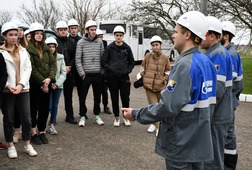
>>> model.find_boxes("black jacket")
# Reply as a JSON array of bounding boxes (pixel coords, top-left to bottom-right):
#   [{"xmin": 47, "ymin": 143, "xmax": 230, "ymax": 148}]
[
  {"xmin": 0, "ymin": 53, "xmax": 7, "ymax": 108},
  {"xmin": 102, "ymin": 41, "xmax": 135, "ymax": 77},
  {"xmin": 56, "ymin": 36, "xmax": 76, "ymax": 68}
]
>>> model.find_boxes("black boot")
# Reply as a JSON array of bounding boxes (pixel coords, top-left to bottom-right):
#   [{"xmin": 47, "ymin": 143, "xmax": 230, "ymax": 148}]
[
  {"xmin": 65, "ymin": 116, "xmax": 77, "ymax": 124},
  {"xmin": 224, "ymin": 153, "xmax": 238, "ymax": 170}
]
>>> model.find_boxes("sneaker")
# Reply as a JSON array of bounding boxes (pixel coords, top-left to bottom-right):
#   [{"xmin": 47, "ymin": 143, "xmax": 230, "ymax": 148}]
[
  {"xmin": 147, "ymin": 124, "xmax": 156, "ymax": 133},
  {"xmin": 95, "ymin": 116, "xmax": 104, "ymax": 125},
  {"xmin": 113, "ymin": 118, "xmax": 120, "ymax": 127},
  {"xmin": 39, "ymin": 133, "xmax": 48, "ymax": 144},
  {"xmin": 31, "ymin": 134, "xmax": 42, "ymax": 145},
  {"xmin": 13, "ymin": 131, "xmax": 21, "ymax": 144},
  {"xmin": 123, "ymin": 118, "xmax": 131, "ymax": 127},
  {"xmin": 24, "ymin": 144, "xmax": 37, "ymax": 157},
  {"xmin": 0, "ymin": 142, "xmax": 7, "ymax": 150},
  {"xmin": 46, "ymin": 124, "xmax": 58, "ymax": 135},
  {"xmin": 79, "ymin": 117, "xmax": 85, "ymax": 127},
  {"xmin": 104, "ymin": 106, "xmax": 112, "ymax": 114},
  {"xmin": 7, "ymin": 146, "xmax": 17, "ymax": 159}
]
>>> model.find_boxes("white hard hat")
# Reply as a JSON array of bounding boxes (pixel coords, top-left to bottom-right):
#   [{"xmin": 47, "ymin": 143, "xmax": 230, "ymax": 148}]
[
  {"xmin": 206, "ymin": 16, "xmax": 222, "ymax": 34},
  {"xmin": 11, "ymin": 20, "xmax": 26, "ymax": 28},
  {"xmin": 150, "ymin": 35, "xmax": 162, "ymax": 44},
  {"xmin": 29, "ymin": 23, "xmax": 44, "ymax": 32},
  {"xmin": 96, "ymin": 29, "xmax": 103, "ymax": 35},
  {"xmin": 113, "ymin": 25, "xmax": 125, "ymax": 34},
  {"xmin": 68, "ymin": 19, "xmax": 79, "ymax": 27},
  {"xmin": 45, "ymin": 37, "xmax": 58, "ymax": 47},
  {"xmin": 136, "ymin": 72, "xmax": 142, "ymax": 80},
  {"xmin": 176, "ymin": 11, "xmax": 208, "ymax": 40},
  {"xmin": 222, "ymin": 21, "xmax": 236, "ymax": 36},
  {"xmin": 56, "ymin": 21, "xmax": 68, "ymax": 29},
  {"xmin": 24, "ymin": 29, "xmax": 30, "ymax": 35},
  {"xmin": 1, "ymin": 22, "xmax": 18, "ymax": 35},
  {"xmin": 85, "ymin": 20, "xmax": 97, "ymax": 29}
]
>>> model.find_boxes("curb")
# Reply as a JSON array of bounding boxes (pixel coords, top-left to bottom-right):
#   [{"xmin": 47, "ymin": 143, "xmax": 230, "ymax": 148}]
[{"xmin": 239, "ymin": 94, "xmax": 252, "ymax": 103}]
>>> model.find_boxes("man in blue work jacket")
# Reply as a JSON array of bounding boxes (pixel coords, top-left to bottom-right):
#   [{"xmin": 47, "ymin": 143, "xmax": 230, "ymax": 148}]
[{"xmin": 123, "ymin": 11, "xmax": 217, "ymax": 170}]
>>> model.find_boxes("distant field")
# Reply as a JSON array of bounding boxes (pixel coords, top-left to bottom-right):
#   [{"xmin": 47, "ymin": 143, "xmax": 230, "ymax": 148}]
[{"xmin": 241, "ymin": 55, "xmax": 252, "ymax": 94}]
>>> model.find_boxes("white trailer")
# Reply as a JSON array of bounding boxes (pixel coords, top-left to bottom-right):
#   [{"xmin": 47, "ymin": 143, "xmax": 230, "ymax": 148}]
[{"xmin": 99, "ymin": 20, "xmax": 177, "ymax": 63}]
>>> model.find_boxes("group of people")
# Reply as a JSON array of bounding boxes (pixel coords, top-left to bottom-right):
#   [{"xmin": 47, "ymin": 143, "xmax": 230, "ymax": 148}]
[
  {"xmin": 123, "ymin": 11, "xmax": 243, "ymax": 170},
  {"xmin": 0, "ymin": 10, "xmax": 243, "ymax": 170},
  {"xmin": 0, "ymin": 18, "xmax": 136, "ymax": 159}
]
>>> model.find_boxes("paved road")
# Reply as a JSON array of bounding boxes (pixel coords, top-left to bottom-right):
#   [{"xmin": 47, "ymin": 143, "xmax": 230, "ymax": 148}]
[{"xmin": 0, "ymin": 65, "xmax": 251, "ymax": 170}]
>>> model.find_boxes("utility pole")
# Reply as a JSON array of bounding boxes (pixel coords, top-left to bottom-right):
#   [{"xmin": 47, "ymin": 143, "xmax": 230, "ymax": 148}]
[{"xmin": 200, "ymin": 0, "xmax": 207, "ymax": 15}]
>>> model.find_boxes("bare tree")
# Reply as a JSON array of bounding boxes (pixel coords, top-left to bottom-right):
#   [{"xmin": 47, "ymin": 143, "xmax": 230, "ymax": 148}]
[
  {"xmin": 128, "ymin": 0, "xmax": 201, "ymax": 42},
  {"xmin": 17, "ymin": 0, "xmax": 63, "ymax": 30},
  {"xmin": 0, "ymin": 10, "xmax": 13, "ymax": 25},
  {"xmin": 64, "ymin": 0, "xmax": 107, "ymax": 35}
]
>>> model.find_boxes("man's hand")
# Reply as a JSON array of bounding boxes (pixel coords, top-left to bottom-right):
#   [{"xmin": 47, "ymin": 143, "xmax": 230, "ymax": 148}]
[
  {"xmin": 66, "ymin": 66, "xmax": 72, "ymax": 73},
  {"xmin": 122, "ymin": 108, "xmax": 135, "ymax": 121}
]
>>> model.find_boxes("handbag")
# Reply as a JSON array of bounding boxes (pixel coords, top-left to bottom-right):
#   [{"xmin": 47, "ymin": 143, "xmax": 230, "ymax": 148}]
[{"xmin": 133, "ymin": 77, "xmax": 143, "ymax": 88}]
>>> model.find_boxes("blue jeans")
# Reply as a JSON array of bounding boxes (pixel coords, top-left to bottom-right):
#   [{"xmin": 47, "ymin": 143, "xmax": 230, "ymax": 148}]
[{"xmin": 49, "ymin": 89, "xmax": 62, "ymax": 124}]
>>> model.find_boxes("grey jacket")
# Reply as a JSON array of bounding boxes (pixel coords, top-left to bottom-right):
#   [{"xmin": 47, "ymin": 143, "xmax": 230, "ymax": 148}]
[
  {"xmin": 132, "ymin": 47, "xmax": 217, "ymax": 162},
  {"xmin": 75, "ymin": 35, "xmax": 104, "ymax": 77}
]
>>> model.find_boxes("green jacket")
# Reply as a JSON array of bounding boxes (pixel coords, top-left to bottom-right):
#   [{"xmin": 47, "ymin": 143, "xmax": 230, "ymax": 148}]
[{"xmin": 27, "ymin": 42, "xmax": 56, "ymax": 85}]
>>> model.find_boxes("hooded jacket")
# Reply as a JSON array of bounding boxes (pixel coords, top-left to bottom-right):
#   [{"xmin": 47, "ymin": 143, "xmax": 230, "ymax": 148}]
[
  {"xmin": 26, "ymin": 42, "xmax": 56, "ymax": 85},
  {"xmin": 102, "ymin": 41, "xmax": 135, "ymax": 77}
]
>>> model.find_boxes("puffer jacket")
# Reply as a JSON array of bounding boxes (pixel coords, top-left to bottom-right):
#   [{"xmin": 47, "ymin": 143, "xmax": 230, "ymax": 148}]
[
  {"xmin": 54, "ymin": 53, "xmax": 66, "ymax": 89},
  {"xmin": 141, "ymin": 51, "xmax": 171, "ymax": 92}
]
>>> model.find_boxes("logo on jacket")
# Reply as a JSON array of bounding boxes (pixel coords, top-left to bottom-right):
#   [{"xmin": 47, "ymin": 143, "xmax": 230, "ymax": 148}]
[
  {"xmin": 166, "ymin": 80, "xmax": 177, "ymax": 92},
  {"xmin": 202, "ymin": 80, "xmax": 213, "ymax": 94},
  {"xmin": 214, "ymin": 64, "xmax": 220, "ymax": 72}
]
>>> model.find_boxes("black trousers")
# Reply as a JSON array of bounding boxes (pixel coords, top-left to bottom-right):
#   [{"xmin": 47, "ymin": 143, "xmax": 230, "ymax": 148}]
[
  {"xmin": 101, "ymin": 75, "xmax": 109, "ymax": 108},
  {"xmin": 63, "ymin": 72, "xmax": 75, "ymax": 118},
  {"xmin": 2, "ymin": 92, "xmax": 31, "ymax": 142},
  {"xmin": 107, "ymin": 74, "xmax": 131, "ymax": 117},
  {"xmin": 30, "ymin": 83, "xmax": 50, "ymax": 132},
  {"xmin": 79, "ymin": 73, "xmax": 102, "ymax": 116}
]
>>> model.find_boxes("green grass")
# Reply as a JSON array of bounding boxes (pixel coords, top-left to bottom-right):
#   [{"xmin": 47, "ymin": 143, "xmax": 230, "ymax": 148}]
[{"xmin": 241, "ymin": 55, "xmax": 252, "ymax": 94}]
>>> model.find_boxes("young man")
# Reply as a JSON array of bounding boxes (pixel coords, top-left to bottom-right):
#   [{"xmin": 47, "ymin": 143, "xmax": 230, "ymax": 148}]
[
  {"xmin": 96, "ymin": 29, "xmax": 111, "ymax": 115},
  {"xmin": 75, "ymin": 20, "xmax": 104, "ymax": 127},
  {"xmin": 102, "ymin": 25, "xmax": 135, "ymax": 127},
  {"xmin": 200, "ymin": 16, "xmax": 233, "ymax": 170},
  {"xmin": 123, "ymin": 11, "xmax": 217, "ymax": 169},
  {"xmin": 55, "ymin": 21, "xmax": 77, "ymax": 124},
  {"xmin": 221, "ymin": 21, "xmax": 243, "ymax": 170}
]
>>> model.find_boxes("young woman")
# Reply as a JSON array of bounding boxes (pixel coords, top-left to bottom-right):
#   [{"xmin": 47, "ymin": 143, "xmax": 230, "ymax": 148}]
[
  {"xmin": 13, "ymin": 21, "xmax": 28, "ymax": 144},
  {"xmin": 26, "ymin": 23, "xmax": 56, "ymax": 145},
  {"xmin": 45, "ymin": 37, "xmax": 66, "ymax": 135},
  {"xmin": 0, "ymin": 22, "xmax": 37, "ymax": 158},
  {"xmin": 140, "ymin": 35, "xmax": 171, "ymax": 136}
]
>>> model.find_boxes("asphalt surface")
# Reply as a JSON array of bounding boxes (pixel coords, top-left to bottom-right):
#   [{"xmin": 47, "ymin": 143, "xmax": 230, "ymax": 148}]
[{"xmin": 0, "ymin": 65, "xmax": 251, "ymax": 170}]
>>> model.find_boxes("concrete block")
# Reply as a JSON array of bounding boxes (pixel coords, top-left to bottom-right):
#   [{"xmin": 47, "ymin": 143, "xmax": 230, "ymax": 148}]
[
  {"xmin": 239, "ymin": 94, "xmax": 246, "ymax": 102},
  {"xmin": 246, "ymin": 94, "xmax": 252, "ymax": 102}
]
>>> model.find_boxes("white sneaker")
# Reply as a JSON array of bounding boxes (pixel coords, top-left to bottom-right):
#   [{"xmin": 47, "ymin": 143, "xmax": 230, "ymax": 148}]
[
  {"xmin": 24, "ymin": 144, "xmax": 37, "ymax": 157},
  {"xmin": 147, "ymin": 124, "xmax": 156, "ymax": 133},
  {"xmin": 7, "ymin": 146, "xmax": 17, "ymax": 159},
  {"xmin": 123, "ymin": 118, "xmax": 131, "ymax": 127},
  {"xmin": 13, "ymin": 131, "xmax": 21, "ymax": 143},
  {"xmin": 79, "ymin": 117, "xmax": 85, "ymax": 127},
  {"xmin": 113, "ymin": 118, "xmax": 120, "ymax": 127},
  {"xmin": 46, "ymin": 124, "xmax": 58, "ymax": 135},
  {"xmin": 95, "ymin": 116, "xmax": 104, "ymax": 125}
]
